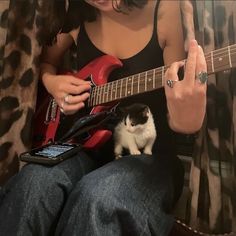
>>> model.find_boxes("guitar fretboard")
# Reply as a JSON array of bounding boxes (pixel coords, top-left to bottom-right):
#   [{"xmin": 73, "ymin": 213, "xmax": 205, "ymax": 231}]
[{"xmin": 87, "ymin": 44, "xmax": 236, "ymax": 107}]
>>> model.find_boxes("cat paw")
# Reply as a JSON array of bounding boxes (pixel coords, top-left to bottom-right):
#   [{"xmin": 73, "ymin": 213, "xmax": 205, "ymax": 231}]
[
  {"xmin": 130, "ymin": 149, "xmax": 141, "ymax": 155},
  {"xmin": 144, "ymin": 150, "xmax": 152, "ymax": 155},
  {"xmin": 115, "ymin": 155, "xmax": 122, "ymax": 160}
]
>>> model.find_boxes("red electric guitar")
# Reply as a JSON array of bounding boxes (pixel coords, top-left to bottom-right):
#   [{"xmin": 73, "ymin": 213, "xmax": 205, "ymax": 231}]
[{"xmin": 33, "ymin": 44, "xmax": 236, "ymax": 149}]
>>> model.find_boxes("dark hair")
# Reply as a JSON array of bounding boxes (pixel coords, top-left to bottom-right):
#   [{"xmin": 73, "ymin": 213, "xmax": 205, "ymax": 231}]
[{"xmin": 40, "ymin": 0, "xmax": 148, "ymax": 45}]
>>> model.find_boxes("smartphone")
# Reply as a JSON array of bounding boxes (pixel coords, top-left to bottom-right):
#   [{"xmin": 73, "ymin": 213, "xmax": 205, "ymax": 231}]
[{"xmin": 19, "ymin": 142, "xmax": 82, "ymax": 165}]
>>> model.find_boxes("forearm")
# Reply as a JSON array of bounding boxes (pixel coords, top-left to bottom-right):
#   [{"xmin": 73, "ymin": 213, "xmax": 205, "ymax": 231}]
[{"xmin": 40, "ymin": 62, "xmax": 58, "ymax": 95}]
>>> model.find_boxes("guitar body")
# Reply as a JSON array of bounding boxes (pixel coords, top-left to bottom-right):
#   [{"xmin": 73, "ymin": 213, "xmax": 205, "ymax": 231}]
[{"xmin": 33, "ymin": 55, "xmax": 123, "ymax": 149}]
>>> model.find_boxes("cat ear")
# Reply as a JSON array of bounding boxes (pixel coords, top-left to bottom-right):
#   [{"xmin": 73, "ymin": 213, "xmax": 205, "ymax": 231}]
[{"xmin": 142, "ymin": 106, "xmax": 150, "ymax": 117}]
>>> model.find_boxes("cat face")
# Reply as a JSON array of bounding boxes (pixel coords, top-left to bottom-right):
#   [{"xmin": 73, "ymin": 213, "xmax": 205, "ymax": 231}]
[
  {"xmin": 125, "ymin": 116, "xmax": 148, "ymax": 133},
  {"xmin": 123, "ymin": 103, "xmax": 150, "ymax": 133}
]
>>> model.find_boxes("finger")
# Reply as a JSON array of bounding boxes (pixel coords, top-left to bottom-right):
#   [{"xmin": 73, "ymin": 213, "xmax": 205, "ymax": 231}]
[
  {"xmin": 195, "ymin": 45, "xmax": 207, "ymax": 87},
  {"xmin": 184, "ymin": 39, "xmax": 198, "ymax": 86},
  {"xmin": 164, "ymin": 61, "xmax": 184, "ymax": 91},
  {"xmin": 62, "ymin": 102, "xmax": 86, "ymax": 115},
  {"xmin": 67, "ymin": 76, "xmax": 91, "ymax": 86},
  {"xmin": 64, "ymin": 84, "xmax": 91, "ymax": 95},
  {"xmin": 64, "ymin": 92, "xmax": 90, "ymax": 105}
]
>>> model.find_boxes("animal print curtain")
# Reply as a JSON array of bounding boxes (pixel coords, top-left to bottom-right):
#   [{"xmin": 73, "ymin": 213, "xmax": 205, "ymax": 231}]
[
  {"xmin": 0, "ymin": 0, "xmax": 44, "ymax": 184},
  {"xmin": 0, "ymin": 0, "xmax": 235, "ymax": 234},
  {"xmin": 177, "ymin": 0, "xmax": 236, "ymax": 234}
]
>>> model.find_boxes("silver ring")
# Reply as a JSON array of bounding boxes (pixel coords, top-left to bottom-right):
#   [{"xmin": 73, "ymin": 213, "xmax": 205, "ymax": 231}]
[
  {"xmin": 61, "ymin": 100, "xmax": 65, "ymax": 109},
  {"xmin": 166, "ymin": 79, "xmax": 178, "ymax": 88},
  {"xmin": 60, "ymin": 107, "xmax": 64, "ymax": 113},
  {"xmin": 64, "ymin": 94, "xmax": 70, "ymax": 103},
  {"xmin": 197, "ymin": 71, "xmax": 208, "ymax": 84}
]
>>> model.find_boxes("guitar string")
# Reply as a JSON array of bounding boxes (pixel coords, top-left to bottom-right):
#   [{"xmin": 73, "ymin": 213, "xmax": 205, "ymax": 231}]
[
  {"xmin": 89, "ymin": 50, "xmax": 236, "ymax": 106},
  {"xmin": 51, "ymin": 45, "xmax": 236, "ymax": 110},
  {"xmin": 90, "ymin": 46, "xmax": 236, "ymax": 94},
  {"xmin": 89, "ymin": 48, "xmax": 236, "ymax": 104}
]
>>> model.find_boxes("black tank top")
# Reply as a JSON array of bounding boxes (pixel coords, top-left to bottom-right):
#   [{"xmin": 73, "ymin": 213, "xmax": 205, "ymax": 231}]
[{"xmin": 76, "ymin": 1, "xmax": 177, "ymax": 157}]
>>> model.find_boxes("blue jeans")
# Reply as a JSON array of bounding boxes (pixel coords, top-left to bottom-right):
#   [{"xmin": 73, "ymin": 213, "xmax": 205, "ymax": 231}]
[{"xmin": 0, "ymin": 152, "xmax": 184, "ymax": 236}]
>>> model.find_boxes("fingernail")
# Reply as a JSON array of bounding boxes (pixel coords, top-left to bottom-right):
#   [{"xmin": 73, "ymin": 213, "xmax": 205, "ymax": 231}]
[{"xmin": 190, "ymin": 39, "xmax": 197, "ymax": 47}]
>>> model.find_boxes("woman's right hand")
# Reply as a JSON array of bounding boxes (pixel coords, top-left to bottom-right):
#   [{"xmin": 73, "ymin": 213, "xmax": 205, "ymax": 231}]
[{"xmin": 42, "ymin": 73, "xmax": 91, "ymax": 115}]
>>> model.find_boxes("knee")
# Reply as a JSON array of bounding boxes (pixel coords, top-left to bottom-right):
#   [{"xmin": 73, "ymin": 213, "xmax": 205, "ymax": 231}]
[
  {"xmin": 16, "ymin": 164, "xmax": 71, "ymax": 196},
  {"xmin": 77, "ymin": 172, "xmax": 120, "ymax": 206}
]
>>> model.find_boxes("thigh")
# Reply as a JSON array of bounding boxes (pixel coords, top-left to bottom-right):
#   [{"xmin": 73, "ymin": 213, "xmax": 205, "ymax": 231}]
[
  {"xmin": 0, "ymin": 151, "xmax": 98, "ymax": 236},
  {"xmin": 1, "ymin": 150, "xmax": 97, "ymax": 192},
  {"xmin": 57, "ymin": 154, "xmax": 184, "ymax": 236},
  {"xmin": 83, "ymin": 154, "xmax": 183, "ymax": 210}
]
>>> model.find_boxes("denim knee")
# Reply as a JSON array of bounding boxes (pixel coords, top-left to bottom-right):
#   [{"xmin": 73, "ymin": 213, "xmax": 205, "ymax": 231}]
[
  {"xmin": 56, "ymin": 158, "xmax": 176, "ymax": 236},
  {"xmin": 17, "ymin": 164, "xmax": 73, "ymax": 196}
]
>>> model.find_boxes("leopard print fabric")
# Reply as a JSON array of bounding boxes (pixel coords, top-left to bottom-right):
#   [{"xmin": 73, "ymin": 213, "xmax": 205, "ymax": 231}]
[
  {"xmin": 175, "ymin": 1, "xmax": 236, "ymax": 234},
  {"xmin": 0, "ymin": 0, "xmax": 47, "ymax": 185},
  {"xmin": 0, "ymin": 0, "xmax": 236, "ymax": 235}
]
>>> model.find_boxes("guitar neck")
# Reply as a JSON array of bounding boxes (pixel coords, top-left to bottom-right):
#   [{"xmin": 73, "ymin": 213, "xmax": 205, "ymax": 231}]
[{"xmin": 88, "ymin": 44, "xmax": 236, "ymax": 107}]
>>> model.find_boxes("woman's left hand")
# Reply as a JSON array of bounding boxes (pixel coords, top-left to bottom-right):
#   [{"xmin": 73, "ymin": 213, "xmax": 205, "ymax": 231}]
[{"xmin": 164, "ymin": 39, "xmax": 207, "ymax": 134}]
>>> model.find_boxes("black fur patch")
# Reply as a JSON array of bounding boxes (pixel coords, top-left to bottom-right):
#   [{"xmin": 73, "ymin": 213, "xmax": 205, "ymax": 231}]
[{"xmin": 121, "ymin": 103, "xmax": 149, "ymax": 126}]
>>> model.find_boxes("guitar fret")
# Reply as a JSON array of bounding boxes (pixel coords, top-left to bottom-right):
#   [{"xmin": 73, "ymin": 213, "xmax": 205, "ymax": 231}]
[
  {"xmin": 106, "ymin": 83, "xmax": 110, "ymax": 103},
  {"xmin": 131, "ymin": 75, "xmax": 134, "ymax": 95},
  {"xmin": 145, "ymin": 71, "xmax": 147, "ymax": 91},
  {"xmin": 95, "ymin": 87, "xmax": 99, "ymax": 106},
  {"xmin": 147, "ymin": 70, "xmax": 154, "ymax": 92},
  {"xmin": 115, "ymin": 80, "xmax": 118, "ymax": 99},
  {"xmin": 127, "ymin": 76, "xmax": 132, "ymax": 96},
  {"xmin": 228, "ymin": 46, "xmax": 232, "ymax": 68},
  {"xmin": 153, "ymin": 69, "xmax": 155, "ymax": 88},
  {"xmin": 105, "ymin": 85, "xmax": 108, "ymax": 103},
  {"xmin": 125, "ymin": 77, "xmax": 128, "ymax": 96},
  {"xmin": 120, "ymin": 79, "xmax": 123, "ymax": 98},
  {"xmin": 161, "ymin": 66, "xmax": 165, "ymax": 86},
  {"xmin": 110, "ymin": 82, "xmax": 113, "ymax": 101},
  {"xmin": 211, "ymin": 51, "xmax": 215, "ymax": 73},
  {"xmin": 140, "ymin": 72, "xmax": 146, "ymax": 93},
  {"xmin": 102, "ymin": 85, "xmax": 105, "ymax": 103},
  {"xmin": 138, "ymin": 73, "xmax": 140, "ymax": 93},
  {"xmin": 99, "ymin": 86, "xmax": 104, "ymax": 103}
]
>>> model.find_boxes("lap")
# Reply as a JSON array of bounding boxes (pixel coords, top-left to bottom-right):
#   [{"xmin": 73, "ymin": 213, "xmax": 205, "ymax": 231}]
[
  {"xmin": 56, "ymin": 154, "xmax": 184, "ymax": 236},
  {"xmin": 78, "ymin": 154, "xmax": 183, "ymax": 207}
]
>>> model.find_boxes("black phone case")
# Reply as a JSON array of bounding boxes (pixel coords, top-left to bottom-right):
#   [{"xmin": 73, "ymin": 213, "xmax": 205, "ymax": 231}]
[{"xmin": 19, "ymin": 143, "xmax": 82, "ymax": 165}]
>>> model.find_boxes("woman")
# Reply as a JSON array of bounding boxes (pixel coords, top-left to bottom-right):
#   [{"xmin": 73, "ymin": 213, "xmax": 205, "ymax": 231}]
[{"xmin": 0, "ymin": 0, "xmax": 207, "ymax": 235}]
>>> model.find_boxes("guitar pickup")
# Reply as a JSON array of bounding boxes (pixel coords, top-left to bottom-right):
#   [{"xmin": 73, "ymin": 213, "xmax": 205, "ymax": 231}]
[{"xmin": 45, "ymin": 98, "xmax": 58, "ymax": 123}]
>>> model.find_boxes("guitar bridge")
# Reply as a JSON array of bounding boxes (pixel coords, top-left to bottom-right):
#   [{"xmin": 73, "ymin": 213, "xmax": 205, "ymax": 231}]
[{"xmin": 45, "ymin": 98, "xmax": 58, "ymax": 124}]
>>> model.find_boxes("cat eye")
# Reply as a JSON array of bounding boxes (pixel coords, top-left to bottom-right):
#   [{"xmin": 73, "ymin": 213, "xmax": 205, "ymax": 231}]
[{"xmin": 131, "ymin": 122, "xmax": 135, "ymax": 126}]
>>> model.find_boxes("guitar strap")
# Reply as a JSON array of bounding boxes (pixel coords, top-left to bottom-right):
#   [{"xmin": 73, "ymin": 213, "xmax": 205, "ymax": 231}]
[{"xmin": 58, "ymin": 110, "xmax": 115, "ymax": 143}]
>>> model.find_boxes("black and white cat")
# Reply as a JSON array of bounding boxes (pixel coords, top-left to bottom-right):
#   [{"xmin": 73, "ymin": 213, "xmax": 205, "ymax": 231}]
[{"xmin": 114, "ymin": 103, "xmax": 156, "ymax": 159}]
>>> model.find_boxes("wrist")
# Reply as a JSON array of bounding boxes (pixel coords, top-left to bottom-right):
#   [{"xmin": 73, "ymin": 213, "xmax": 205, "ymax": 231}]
[{"xmin": 41, "ymin": 72, "xmax": 55, "ymax": 94}]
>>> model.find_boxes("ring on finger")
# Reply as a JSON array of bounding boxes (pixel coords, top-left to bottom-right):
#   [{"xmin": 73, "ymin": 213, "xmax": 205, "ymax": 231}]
[
  {"xmin": 196, "ymin": 71, "xmax": 208, "ymax": 84},
  {"xmin": 60, "ymin": 107, "xmax": 64, "ymax": 113},
  {"xmin": 166, "ymin": 79, "xmax": 178, "ymax": 88},
  {"xmin": 64, "ymin": 94, "xmax": 70, "ymax": 104}
]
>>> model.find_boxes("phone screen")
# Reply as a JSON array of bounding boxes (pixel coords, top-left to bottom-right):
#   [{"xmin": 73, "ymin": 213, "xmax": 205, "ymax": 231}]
[{"xmin": 32, "ymin": 144, "xmax": 75, "ymax": 158}]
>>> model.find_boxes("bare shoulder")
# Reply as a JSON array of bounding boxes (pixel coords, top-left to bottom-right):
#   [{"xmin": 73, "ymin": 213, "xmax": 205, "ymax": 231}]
[
  {"xmin": 157, "ymin": 0, "xmax": 185, "ymax": 64},
  {"xmin": 158, "ymin": 0, "xmax": 182, "ymax": 41}
]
